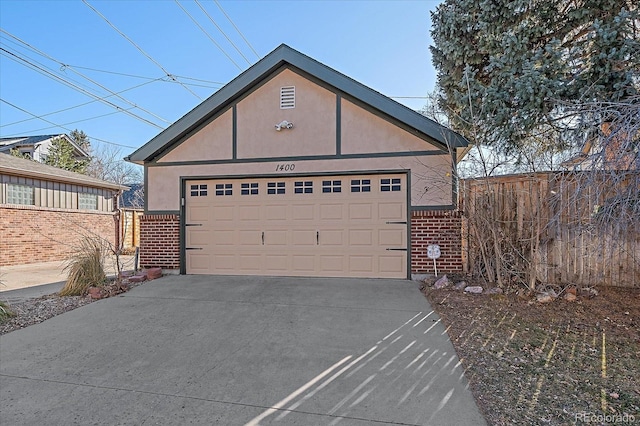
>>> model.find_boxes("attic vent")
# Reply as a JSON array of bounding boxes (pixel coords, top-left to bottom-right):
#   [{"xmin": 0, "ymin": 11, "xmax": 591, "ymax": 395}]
[{"xmin": 280, "ymin": 86, "xmax": 295, "ymax": 109}]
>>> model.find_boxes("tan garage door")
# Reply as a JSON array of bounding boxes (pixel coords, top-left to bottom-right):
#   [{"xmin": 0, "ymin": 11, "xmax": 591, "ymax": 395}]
[{"xmin": 185, "ymin": 174, "xmax": 407, "ymax": 278}]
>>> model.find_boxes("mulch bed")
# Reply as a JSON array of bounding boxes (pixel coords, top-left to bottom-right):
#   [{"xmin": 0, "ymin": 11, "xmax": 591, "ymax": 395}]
[{"xmin": 422, "ymin": 276, "xmax": 640, "ymax": 425}]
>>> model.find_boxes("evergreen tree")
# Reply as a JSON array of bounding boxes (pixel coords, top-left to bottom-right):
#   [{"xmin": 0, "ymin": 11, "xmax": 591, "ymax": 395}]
[
  {"xmin": 430, "ymin": 0, "xmax": 639, "ymax": 152},
  {"xmin": 43, "ymin": 136, "xmax": 89, "ymax": 173}
]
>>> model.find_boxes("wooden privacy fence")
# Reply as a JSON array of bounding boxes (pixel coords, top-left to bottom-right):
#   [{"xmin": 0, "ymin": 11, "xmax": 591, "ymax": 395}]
[
  {"xmin": 120, "ymin": 209, "xmax": 142, "ymax": 251},
  {"xmin": 460, "ymin": 171, "xmax": 639, "ymax": 288}
]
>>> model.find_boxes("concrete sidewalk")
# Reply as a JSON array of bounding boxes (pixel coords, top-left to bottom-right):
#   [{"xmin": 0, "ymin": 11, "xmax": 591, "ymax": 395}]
[
  {"xmin": 0, "ymin": 255, "xmax": 136, "ymax": 297},
  {"xmin": 0, "ymin": 275, "xmax": 487, "ymax": 425}
]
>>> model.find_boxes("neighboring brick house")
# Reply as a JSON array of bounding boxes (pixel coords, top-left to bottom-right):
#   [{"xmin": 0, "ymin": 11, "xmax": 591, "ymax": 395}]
[
  {"xmin": 126, "ymin": 44, "xmax": 469, "ymax": 279},
  {"xmin": 0, "ymin": 154, "xmax": 125, "ymax": 266}
]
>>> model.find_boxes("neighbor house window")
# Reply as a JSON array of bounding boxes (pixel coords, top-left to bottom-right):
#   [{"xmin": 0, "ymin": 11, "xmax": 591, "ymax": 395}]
[
  {"xmin": 280, "ymin": 86, "xmax": 295, "ymax": 109},
  {"xmin": 79, "ymin": 193, "xmax": 98, "ymax": 210},
  {"xmin": 7, "ymin": 183, "xmax": 34, "ymax": 205}
]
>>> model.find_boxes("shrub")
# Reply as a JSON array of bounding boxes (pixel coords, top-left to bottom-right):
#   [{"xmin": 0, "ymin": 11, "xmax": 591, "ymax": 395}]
[
  {"xmin": 59, "ymin": 237, "xmax": 106, "ymax": 296},
  {"xmin": 0, "ymin": 301, "xmax": 15, "ymax": 323}
]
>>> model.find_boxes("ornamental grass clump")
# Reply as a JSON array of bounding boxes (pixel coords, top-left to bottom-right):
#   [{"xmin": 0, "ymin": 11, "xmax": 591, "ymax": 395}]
[
  {"xmin": 59, "ymin": 237, "xmax": 106, "ymax": 296},
  {"xmin": 0, "ymin": 301, "xmax": 15, "ymax": 323}
]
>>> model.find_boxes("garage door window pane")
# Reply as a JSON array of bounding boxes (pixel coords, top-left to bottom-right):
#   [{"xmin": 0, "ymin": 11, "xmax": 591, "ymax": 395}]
[
  {"xmin": 190, "ymin": 184, "xmax": 208, "ymax": 196},
  {"xmin": 381, "ymin": 178, "xmax": 401, "ymax": 192},
  {"xmin": 241, "ymin": 182, "xmax": 258, "ymax": 195},
  {"xmin": 294, "ymin": 181, "xmax": 313, "ymax": 194},
  {"xmin": 267, "ymin": 182, "xmax": 285, "ymax": 195},
  {"xmin": 215, "ymin": 183, "xmax": 232, "ymax": 196},
  {"xmin": 350, "ymin": 179, "xmax": 371, "ymax": 193},
  {"xmin": 322, "ymin": 180, "xmax": 341, "ymax": 193}
]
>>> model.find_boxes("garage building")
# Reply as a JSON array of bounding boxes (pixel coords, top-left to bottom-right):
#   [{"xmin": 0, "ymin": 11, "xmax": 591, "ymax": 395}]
[{"xmin": 126, "ymin": 44, "xmax": 468, "ymax": 279}]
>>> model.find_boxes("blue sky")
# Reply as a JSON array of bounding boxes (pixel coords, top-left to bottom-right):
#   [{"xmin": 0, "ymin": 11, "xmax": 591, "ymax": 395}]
[{"xmin": 0, "ymin": 0, "xmax": 442, "ymax": 154}]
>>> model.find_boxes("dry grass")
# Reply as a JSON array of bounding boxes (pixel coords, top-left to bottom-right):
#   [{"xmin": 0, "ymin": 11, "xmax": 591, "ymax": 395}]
[
  {"xmin": 0, "ymin": 300, "xmax": 15, "ymax": 323},
  {"xmin": 59, "ymin": 237, "xmax": 107, "ymax": 296},
  {"xmin": 423, "ymin": 282, "xmax": 640, "ymax": 425}
]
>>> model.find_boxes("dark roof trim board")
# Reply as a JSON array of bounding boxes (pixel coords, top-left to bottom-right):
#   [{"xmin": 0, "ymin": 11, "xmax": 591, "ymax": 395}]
[
  {"xmin": 0, "ymin": 153, "xmax": 127, "ymax": 191},
  {"xmin": 127, "ymin": 44, "xmax": 468, "ymax": 164}
]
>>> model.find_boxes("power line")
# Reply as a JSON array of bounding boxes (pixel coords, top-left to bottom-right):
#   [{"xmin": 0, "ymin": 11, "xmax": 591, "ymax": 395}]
[
  {"xmin": 3, "ymin": 108, "xmax": 136, "ymax": 136},
  {"xmin": 0, "ymin": 78, "xmax": 163, "ymax": 129},
  {"xmin": 194, "ymin": 0, "xmax": 252, "ymax": 66},
  {"xmin": 1, "ymin": 29, "xmax": 171, "ymax": 125},
  {"xmin": 0, "ymin": 99, "xmax": 138, "ymax": 149},
  {"xmin": 1, "ymin": 47, "xmax": 165, "ymax": 129},
  {"xmin": 68, "ymin": 65, "xmax": 225, "ymax": 87},
  {"xmin": 214, "ymin": 0, "xmax": 260, "ymax": 60},
  {"xmin": 174, "ymin": 0, "xmax": 243, "ymax": 71},
  {"xmin": 82, "ymin": 0, "xmax": 203, "ymax": 101}
]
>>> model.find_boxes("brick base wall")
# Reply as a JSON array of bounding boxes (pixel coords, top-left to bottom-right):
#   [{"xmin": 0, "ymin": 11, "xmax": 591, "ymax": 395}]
[
  {"xmin": 0, "ymin": 205, "xmax": 117, "ymax": 266},
  {"xmin": 411, "ymin": 210, "xmax": 463, "ymax": 274},
  {"xmin": 139, "ymin": 214, "xmax": 180, "ymax": 269}
]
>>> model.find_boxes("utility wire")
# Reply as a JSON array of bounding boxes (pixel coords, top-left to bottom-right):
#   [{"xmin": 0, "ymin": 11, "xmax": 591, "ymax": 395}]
[
  {"xmin": 174, "ymin": 0, "xmax": 243, "ymax": 71},
  {"xmin": 1, "ymin": 78, "xmax": 163, "ymax": 129},
  {"xmin": 0, "ymin": 99, "xmax": 138, "ymax": 149},
  {"xmin": 194, "ymin": 0, "xmax": 252, "ymax": 66},
  {"xmin": 1, "ymin": 29, "xmax": 171, "ymax": 125},
  {"xmin": 4, "ymin": 107, "xmax": 136, "ymax": 136},
  {"xmin": 68, "ymin": 64, "xmax": 225, "ymax": 87},
  {"xmin": 214, "ymin": 0, "xmax": 260, "ymax": 59},
  {"xmin": 1, "ymin": 47, "xmax": 164, "ymax": 129},
  {"xmin": 82, "ymin": 0, "xmax": 203, "ymax": 100}
]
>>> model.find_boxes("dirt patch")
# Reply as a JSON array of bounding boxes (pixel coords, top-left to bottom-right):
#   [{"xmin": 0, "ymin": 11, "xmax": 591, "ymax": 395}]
[{"xmin": 422, "ymin": 277, "xmax": 640, "ymax": 425}]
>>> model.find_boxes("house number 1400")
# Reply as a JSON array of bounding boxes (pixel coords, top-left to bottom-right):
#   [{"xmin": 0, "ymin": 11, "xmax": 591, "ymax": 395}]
[{"xmin": 275, "ymin": 163, "xmax": 295, "ymax": 172}]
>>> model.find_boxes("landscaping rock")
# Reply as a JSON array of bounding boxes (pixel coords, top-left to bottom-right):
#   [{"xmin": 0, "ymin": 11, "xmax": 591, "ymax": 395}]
[
  {"xmin": 129, "ymin": 275, "xmax": 147, "ymax": 283},
  {"xmin": 87, "ymin": 287, "xmax": 103, "ymax": 300},
  {"xmin": 579, "ymin": 287, "xmax": 598, "ymax": 298},
  {"xmin": 464, "ymin": 286, "xmax": 483, "ymax": 294},
  {"xmin": 434, "ymin": 275, "xmax": 450, "ymax": 289},
  {"xmin": 537, "ymin": 292, "xmax": 555, "ymax": 303},
  {"xmin": 454, "ymin": 281, "xmax": 467, "ymax": 291},
  {"xmin": 566, "ymin": 286, "xmax": 577, "ymax": 296},
  {"xmin": 486, "ymin": 287, "xmax": 503, "ymax": 295},
  {"xmin": 564, "ymin": 293, "xmax": 577, "ymax": 302},
  {"xmin": 118, "ymin": 271, "xmax": 134, "ymax": 279},
  {"xmin": 146, "ymin": 267, "xmax": 162, "ymax": 280}
]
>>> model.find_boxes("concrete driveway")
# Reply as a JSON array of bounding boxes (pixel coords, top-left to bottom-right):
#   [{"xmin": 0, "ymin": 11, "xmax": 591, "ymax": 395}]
[{"xmin": 0, "ymin": 275, "xmax": 486, "ymax": 425}]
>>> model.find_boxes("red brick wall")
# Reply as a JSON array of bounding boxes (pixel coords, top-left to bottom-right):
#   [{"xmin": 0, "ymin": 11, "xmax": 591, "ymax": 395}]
[
  {"xmin": 411, "ymin": 210, "xmax": 463, "ymax": 274},
  {"xmin": 0, "ymin": 205, "xmax": 117, "ymax": 266},
  {"xmin": 139, "ymin": 214, "xmax": 180, "ymax": 269}
]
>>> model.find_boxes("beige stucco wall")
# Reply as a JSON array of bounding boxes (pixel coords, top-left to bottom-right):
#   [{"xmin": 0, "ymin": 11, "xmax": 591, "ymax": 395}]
[
  {"xmin": 341, "ymin": 99, "xmax": 440, "ymax": 154},
  {"xmin": 146, "ymin": 65, "xmax": 456, "ymax": 213},
  {"xmin": 146, "ymin": 154, "xmax": 452, "ymax": 212},
  {"xmin": 158, "ymin": 108, "xmax": 233, "ymax": 163},
  {"xmin": 236, "ymin": 69, "xmax": 337, "ymax": 159}
]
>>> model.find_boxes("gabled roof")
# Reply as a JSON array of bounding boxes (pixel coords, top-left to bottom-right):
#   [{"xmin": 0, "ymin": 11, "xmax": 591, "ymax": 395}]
[
  {"xmin": 0, "ymin": 153, "xmax": 126, "ymax": 191},
  {"xmin": 0, "ymin": 134, "xmax": 90, "ymax": 158},
  {"xmin": 127, "ymin": 44, "xmax": 468, "ymax": 164}
]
